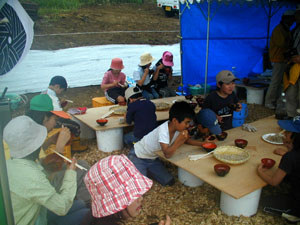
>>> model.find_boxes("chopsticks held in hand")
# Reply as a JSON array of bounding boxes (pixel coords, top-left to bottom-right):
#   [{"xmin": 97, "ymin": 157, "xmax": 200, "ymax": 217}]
[
  {"xmin": 279, "ymin": 129, "xmax": 285, "ymax": 135},
  {"xmin": 50, "ymin": 149, "xmax": 88, "ymax": 171},
  {"xmin": 220, "ymin": 114, "xmax": 232, "ymax": 118},
  {"xmin": 189, "ymin": 151, "xmax": 215, "ymax": 161}
]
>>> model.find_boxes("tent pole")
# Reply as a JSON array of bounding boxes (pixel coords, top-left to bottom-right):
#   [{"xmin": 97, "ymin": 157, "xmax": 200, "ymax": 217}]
[
  {"xmin": 204, "ymin": 0, "xmax": 211, "ymax": 95},
  {"xmin": 179, "ymin": 2, "xmax": 184, "ymax": 95}
]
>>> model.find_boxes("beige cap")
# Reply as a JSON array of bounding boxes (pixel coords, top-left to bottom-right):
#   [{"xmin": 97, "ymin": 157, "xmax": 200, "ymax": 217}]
[
  {"xmin": 139, "ymin": 53, "xmax": 155, "ymax": 66},
  {"xmin": 216, "ymin": 70, "xmax": 239, "ymax": 84},
  {"xmin": 125, "ymin": 86, "xmax": 142, "ymax": 100}
]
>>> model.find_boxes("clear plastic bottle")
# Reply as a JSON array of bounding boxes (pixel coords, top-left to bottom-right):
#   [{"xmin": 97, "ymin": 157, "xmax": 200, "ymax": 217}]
[{"xmin": 275, "ymin": 92, "xmax": 287, "ymax": 119}]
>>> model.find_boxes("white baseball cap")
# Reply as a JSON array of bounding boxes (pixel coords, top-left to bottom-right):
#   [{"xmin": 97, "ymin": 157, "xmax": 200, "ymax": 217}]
[{"xmin": 4, "ymin": 116, "xmax": 47, "ymax": 158}]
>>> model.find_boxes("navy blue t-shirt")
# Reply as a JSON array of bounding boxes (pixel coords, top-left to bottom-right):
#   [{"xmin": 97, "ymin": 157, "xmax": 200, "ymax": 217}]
[
  {"xmin": 203, "ymin": 91, "xmax": 238, "ymax": 131},
  {"xmin": 126, "ymin": 99, "xmax": 157, "ymax": 139},
  {"xmin": 279, "ymin": 150, "xmax": 300, "ymax": 217}
]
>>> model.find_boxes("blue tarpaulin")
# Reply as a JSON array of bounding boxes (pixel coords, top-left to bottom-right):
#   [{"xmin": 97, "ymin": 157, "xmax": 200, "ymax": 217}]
[{"xmin": 180, "ymin": 0, "xmax": 295, "ymax": 88}]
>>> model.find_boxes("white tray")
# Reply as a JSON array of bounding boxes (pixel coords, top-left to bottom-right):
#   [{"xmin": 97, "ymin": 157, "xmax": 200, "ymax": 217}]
[{"xmin": 262, "ymin": 133, "xmax": 283, "ymax": 145}]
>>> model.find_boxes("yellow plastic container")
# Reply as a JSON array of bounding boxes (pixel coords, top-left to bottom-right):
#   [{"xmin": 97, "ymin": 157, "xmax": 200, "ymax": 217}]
[
  {"xmin": 43, "ymin": 128, "xmax": 72, "ymax": 159},
  {"xmin": 92, "ymin": 97, "xmax": 114, "ymax": 107}
]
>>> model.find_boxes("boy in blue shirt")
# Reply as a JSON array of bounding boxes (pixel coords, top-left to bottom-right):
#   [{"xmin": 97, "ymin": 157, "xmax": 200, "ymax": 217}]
[
  {"xmin": 123, "ymin": 86, "xmax": 157, "ymax": 148},
  {"xmin": 128, "ymin": 101, "xmax": 221, "ymax": 186}
]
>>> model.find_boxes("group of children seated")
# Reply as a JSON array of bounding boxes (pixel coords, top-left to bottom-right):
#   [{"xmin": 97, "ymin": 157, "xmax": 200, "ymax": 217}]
[
  {"xmin": 101, "ymin": 51, "xmax": 176, "ymax": 105},
  {"xmin": 3, "ymin": 56, "xmax": 300, "ymax": 224}
]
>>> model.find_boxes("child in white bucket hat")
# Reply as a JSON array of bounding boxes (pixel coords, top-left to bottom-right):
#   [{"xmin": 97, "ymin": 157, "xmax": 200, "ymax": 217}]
[
  {"xmin": 4, "ymin": 116, "xmax": 88, "ymax": 225},
  {"xmin": 133, "ymin": 52, "xmax": 160, "ymax": 100},
  {"xmin": 82, "ymin": 155, "xmax": 171, "ymax": 225}
]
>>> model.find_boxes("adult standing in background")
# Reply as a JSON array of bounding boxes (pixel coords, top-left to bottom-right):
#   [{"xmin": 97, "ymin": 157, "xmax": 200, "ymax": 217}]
[
  {"xmin": 265, "ymin": 10, "xmax": 295, "ymax": 110},
  {"xmin": 284, "ymin": 7, "xmax": 300, "ymax": 118}
]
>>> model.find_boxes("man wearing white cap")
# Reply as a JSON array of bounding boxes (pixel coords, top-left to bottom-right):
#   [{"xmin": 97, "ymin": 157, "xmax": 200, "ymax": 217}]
[{"xmin": 265, "ymin": 9, "xmax": 295, "ymax": 110}]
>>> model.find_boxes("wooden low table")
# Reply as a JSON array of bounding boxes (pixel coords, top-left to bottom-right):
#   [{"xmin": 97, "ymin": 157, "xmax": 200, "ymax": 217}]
[
  {"xmin": 73, "ymin": 96, "xmax": 185, "ymax": 152},
  {"xmin": 156, "ymin": 115, "xmax": 282, "ymax": 216}
]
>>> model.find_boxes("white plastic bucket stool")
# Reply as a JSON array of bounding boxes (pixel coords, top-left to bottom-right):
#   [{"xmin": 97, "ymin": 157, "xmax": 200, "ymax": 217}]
[
  {"xmin": 246, "ymin": 88, "xmax": 264, "ymax": 105},
  {"xmin": 220, "ymin": 188, "xmax": 262, "ymax": 217},
  {"xmin": 178, "ymin": 167, "xmax": 204, "ymax": 187},
  {"xmin": 96, "ymin": 128, "xmax": 123, "ymax": 152},
  {"xmin": 72, "ymin": 117, "xmax": 96, "ymax": 139}
]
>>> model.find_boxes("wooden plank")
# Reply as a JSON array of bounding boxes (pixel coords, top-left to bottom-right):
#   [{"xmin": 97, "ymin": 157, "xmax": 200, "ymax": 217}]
[
  {"xmin": 156, "ymin": 115, "xmax": 282, "ymax": 199},
  {"xmin": 73, "ymin": 96, "xmax": 185, "ymax": 131}
]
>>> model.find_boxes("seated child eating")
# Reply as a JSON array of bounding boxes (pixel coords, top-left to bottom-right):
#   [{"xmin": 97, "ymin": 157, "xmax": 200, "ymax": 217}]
[
  {"xmin": 4, "ymin": 116, "xmax": 89, "ymax": 225},
  {"xmin": 101, "ymin": 58, "xmax": 127, "ymax": 104},
  {"xmin": 82, "ymin": 154, "xmax": 171, "ymax": 225},
  {"xmin": 203, "ymin": 70, "xmax": 242, "ymax": 131},
  {"xmin": 123, "ymin": 86, "xmax": 157, "ymax": 147},
  {"xmin": 257, "ymin": 117, "xmax": 300, "ymax": 223},
  {"xmin": 128, "ymin": 101, "xmax": 218, "ymax": 186}
]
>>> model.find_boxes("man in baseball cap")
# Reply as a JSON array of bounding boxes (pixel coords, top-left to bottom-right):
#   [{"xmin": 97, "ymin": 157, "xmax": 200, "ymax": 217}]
[{"xmin": 216, "ymin": 70, "xmax": 239, "ymax": 84}]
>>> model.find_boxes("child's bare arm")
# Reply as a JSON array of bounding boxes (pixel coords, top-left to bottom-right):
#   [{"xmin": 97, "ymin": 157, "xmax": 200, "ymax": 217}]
[
  {"xmin": 161, "ymin": 131, "xmax": 188, "ymax": 158},
  {"xmin": 185, "ymin": 138, "xmax": 205, "ymax": 146},
  {"xmin": 137, "ymin": 68, "xmax": 149, "ymax": 86}
]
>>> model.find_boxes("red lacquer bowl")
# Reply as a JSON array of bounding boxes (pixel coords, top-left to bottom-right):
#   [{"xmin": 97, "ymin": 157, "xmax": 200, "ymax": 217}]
[
  {"xmin": 214, "ymin": 164, "xmax": 230, "ymax": 177},
  {"xmin": 261, "ymin": 158, "xmax": 276, "ymax": 169},
  {"xmin": 96, "ymin": 119, "xmax": 108, "ymax": 126},
  {"xmin": 202, "ymin": 142, "xmax": 217, "ymax": 152}
]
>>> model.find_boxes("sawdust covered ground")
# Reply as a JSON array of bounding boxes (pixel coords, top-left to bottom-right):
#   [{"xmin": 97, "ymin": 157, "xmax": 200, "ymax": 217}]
[{"xmin": 12, "ymin": 2, "xmax": 288, "ymax": 224}]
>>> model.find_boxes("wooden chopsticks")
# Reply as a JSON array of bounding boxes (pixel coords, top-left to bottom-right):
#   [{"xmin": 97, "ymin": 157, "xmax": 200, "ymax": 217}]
[{"xmin": 50, "ymin": 149, "xmax": 88, "ymax": 171}]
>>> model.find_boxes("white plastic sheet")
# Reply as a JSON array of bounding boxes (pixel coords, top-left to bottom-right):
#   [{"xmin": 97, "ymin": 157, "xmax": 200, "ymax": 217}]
[{"xmin": 0, "ymin": 43, "xmax": 180, "ymax": 94}]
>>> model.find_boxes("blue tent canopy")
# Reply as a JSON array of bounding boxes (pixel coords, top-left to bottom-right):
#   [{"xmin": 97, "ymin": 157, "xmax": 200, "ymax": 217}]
[{"xmin": 179, "ymin": 0, "xmax": 296, "ymax": 89}]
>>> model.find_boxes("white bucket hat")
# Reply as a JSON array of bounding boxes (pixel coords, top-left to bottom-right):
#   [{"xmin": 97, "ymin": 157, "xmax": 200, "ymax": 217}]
[
  {"xmin": 139, "ymin": 52, "xmax": 155, "ymax": 66},
  {"xmin": 3, "ymin": 115, "xmax": 47, "ymax": 158}
]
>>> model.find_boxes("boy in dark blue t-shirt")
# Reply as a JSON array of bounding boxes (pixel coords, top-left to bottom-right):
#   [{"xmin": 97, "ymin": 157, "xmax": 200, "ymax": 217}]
[
  {"xmin": 123, "ymin": 86, "xmax": 157, "ymax": 147},
  {"xmin": 203, "ymin": 70, "xmax": 242, "ymax": 131}
]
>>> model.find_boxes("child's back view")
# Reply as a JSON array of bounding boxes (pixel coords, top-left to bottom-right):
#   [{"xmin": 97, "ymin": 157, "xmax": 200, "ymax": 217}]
[{"xmin": 123, "ymin": 86, "xmax": 157, "ymax": 147}]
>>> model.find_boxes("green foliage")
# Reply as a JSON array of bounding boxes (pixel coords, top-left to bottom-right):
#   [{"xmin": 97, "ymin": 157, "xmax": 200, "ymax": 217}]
[
  {"xmin": 28, "ymin": 0, "xmax": 81, "ymax": 9},
  {"xmin": 22, "ymin": 0, "xmax": 145, "ymax": 15}
]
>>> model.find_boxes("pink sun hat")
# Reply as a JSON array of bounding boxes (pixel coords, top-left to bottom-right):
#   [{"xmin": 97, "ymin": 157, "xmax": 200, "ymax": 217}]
[
  {"xmin": 84, "ymin": 154, "xmax": 153, "ymax": 218},
  {"xmin": 162, "ymin": 51, "xmax": 174, "ymax": 67},
  {"xmin": 110, "ymin": 58, "xmax": 125, "ymax": 70}
]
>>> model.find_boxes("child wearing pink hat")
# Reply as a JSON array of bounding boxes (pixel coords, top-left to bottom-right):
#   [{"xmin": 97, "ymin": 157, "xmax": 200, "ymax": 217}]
[
  {"xmin": 82, "ymin": 155, "xmax": 171, "ymax": 225},
  {"xmin": 152, "ymin": 51, "xmax": 176, "ymax": 98},
  {"xmin": 101, "ymin": 58, "xmax": 128, "ymax": 104}
]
